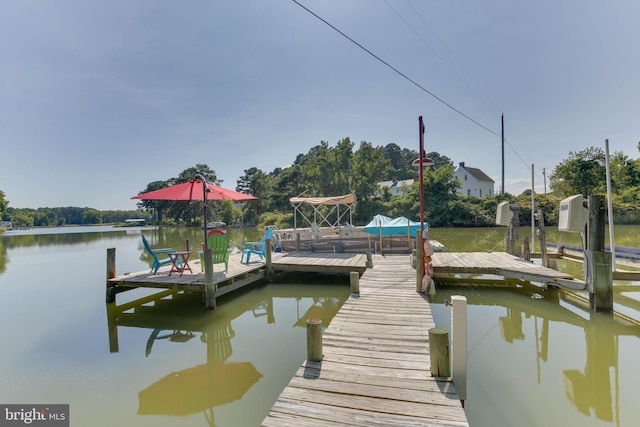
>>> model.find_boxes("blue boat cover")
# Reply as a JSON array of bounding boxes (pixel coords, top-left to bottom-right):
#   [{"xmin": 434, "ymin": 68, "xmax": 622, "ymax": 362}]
[{"xmin": 363, "ymin": 214, "xmax": 428, "ymax": 237}]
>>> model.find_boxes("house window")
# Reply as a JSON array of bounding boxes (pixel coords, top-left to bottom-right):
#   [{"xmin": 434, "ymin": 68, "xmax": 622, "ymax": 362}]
[
  {"xmin": 464, "ymin": 175, "xmax": 467, "ymax": 181},
  {"xmin": 467, "ymin": 189, "xmax": 471, "ymax": 197},
  {"xmin": 479, "ymin": 189, "xmax": 482, "ymax": 198}
]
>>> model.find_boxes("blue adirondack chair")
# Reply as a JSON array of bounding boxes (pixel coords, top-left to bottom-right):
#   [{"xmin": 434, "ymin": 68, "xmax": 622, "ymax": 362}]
[
  {"xmin": 241, "ymin": 228, "xmax": 273, "ymax": 264},
  {"xmin": 199, "ymin": 233, "xmax": 230, "ymax": 273},
  {"xmin": 142, "ymin": 234, "xmax": 176, "ymax": 274}
]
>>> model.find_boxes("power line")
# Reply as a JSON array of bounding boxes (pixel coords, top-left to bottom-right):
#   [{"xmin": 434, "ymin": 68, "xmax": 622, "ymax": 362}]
[{"xmin": 291, "ymin": 0, "xmax": 500, "ymax": 138}]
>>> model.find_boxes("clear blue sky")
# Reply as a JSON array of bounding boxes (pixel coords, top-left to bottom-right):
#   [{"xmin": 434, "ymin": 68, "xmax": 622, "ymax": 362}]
[{"xmin": 2, "ymin": 0, "xmax": 638, "ymax": 210}]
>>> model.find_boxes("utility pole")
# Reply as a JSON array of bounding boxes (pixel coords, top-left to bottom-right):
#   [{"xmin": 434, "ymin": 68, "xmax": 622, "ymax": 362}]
[
  {"xmin": 501, "ymin": 114, "xmax": 505, "ymax": 195},
  {"xmin": 543, "ymin": 168, "xmax": 547, "ymax": 194}
]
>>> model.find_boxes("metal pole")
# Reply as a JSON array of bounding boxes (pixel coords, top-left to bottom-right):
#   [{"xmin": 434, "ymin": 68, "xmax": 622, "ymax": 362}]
[
  {"xmin": 531, "ymin": 164, "xmax": 535, "ymax": 253},
  {"xmin": 604, "ymin": 139, "xmax": 616, "ymax": 272},
  {"xmin": 501, "ymin": 114, "xmax": 505, "ymax": 195},
  {"xmin": 418, "ymin": 116, "xmax": 425, "ymax": 283},
  {"xmin": 196, "ymin": 173, "xmax": 209, "ymax": 250}
]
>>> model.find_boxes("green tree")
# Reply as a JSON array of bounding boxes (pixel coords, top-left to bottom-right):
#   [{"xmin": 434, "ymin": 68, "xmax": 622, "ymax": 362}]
[
  {"xmin": 0, "ymin": 190, "xmax": 7, "ymax": 219},
  {"xmin": 82, "ymin": 209, "xmax": 103, "ymax": 224},
  {"xmin": 550, "ymin": 147, "xmax": 606, "ymax": 197},
  {"xmin": 350, "ymin": 141, "xmax": 389, "ymax": 221}
]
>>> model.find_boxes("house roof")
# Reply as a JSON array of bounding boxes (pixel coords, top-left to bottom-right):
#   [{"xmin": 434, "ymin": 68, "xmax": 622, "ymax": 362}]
[{"xmin": 458, "ymin": 165, "xmax": 495, "ymax": 183}]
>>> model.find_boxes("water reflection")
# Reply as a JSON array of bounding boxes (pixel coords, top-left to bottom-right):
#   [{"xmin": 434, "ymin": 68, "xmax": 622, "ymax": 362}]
[
  {"xmin": 106, "ymin": 284, "xmax": 347, "ymax": 425},
  {"xmin": 432, "ymin": 284, "xmax": 640, "ymax": 426}
]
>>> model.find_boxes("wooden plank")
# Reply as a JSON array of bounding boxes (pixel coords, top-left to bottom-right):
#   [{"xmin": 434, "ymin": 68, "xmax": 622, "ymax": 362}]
[
  {"xmin": 262, "ymin": 254, "xmax": 468, "ymax": 426},
  {"xmin": 431, "ymin": 251, "xmax": 586, "ymax": 290}
]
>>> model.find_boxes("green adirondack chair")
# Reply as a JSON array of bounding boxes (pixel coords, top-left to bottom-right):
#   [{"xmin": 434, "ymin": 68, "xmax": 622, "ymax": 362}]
[{"xmin": 199, "ymin": 233, "xmax": 230, "ymax": 273}]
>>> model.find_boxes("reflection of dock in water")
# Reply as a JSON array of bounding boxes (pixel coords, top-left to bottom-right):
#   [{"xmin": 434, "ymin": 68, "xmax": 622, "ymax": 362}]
[{"xmin": 432, "ymin": 282, "xmax": 640, "ymax": 426}]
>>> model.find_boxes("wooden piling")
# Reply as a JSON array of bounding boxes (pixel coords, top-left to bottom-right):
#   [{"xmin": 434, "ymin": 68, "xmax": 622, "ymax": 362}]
[
  {"xmin": 350, "ymin": 271, "xmax": 360, "ymax": 294},
  {"xmin": 296, "ymin": 233, "xmax": 301, "ymax": 252},
  {"xmin": 587, "ymin": 195, "xmax": 613, "ymax": 311},
  {"xmin": 537, "ymin": 209, "xmax": 548, "ymax": 267},
  {"xmin": 203, "ymin": 248, "xmax": 216, "ymax": 310},
  {"xmin": 265, "ymin": 237, "xmax": 272, "ymax": 280},
  {"xmin": 451, "ymin": 295, "xmax": 467, "ymax": 402},
  {"xmin": 416, "ymin": 236, "xmax": 423, "ymax": 292},
  {"xmin": 106, "ymin": 248, "xmax": 116, "ymax": 303},
  {"xmin": 429, "ymin": 327, "xmax": 450, "ymax": 377},
  {"xmin": 306, "ymin": 318, "xmax": 323, "ymax": 362},
  {"xmin": 366, "ymin": 252, "xmax": 373, "ymax": 268}
]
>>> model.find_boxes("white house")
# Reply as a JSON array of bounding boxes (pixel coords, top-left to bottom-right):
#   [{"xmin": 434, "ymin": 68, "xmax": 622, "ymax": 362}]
[
  {"xmin": 377, "ymin": 178, "xmax": 415, "ymax": 196},
  {"xmin": 454, "ymin": 162, "xmax": 495, "ymax": 199}
]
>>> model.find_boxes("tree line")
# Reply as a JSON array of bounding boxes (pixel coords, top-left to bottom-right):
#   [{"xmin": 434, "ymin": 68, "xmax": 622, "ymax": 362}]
[
  {"xmin": 2, "ymin": 139, "xmax": 639, "ymax": 229},
  {"xmin": 1, "ymin": 205, "xmax": 151, "ymax": 227}
]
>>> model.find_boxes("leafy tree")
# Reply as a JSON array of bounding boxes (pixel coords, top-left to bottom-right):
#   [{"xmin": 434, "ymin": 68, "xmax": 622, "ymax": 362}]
[
  {"xmin": 550, "ymin": 147, "xmax": 606, "ymax": 197},
  {"xmin": 135, "ymin": 180, "xmax": 172, "ymax": 222},
  {"xmin": 0, "ymin": 190, "xmax": 7, "ymax": 219},
  {"xmin": 82, "ymin": 209, "xmax": 103, "ymax": 224},
  {"xmin": 350, "ymin": 141, "xmax": 389, "ymax": 222}
]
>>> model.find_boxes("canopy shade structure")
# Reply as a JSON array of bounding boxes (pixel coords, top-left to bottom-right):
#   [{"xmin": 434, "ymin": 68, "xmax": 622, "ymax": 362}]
[
  {"xmin": 363, "ymin": 214, "xmax": 428, "ymax": 237},
  {"xmin": 289, "ymin": 194, "xmax": 355, "ymax": 231}
]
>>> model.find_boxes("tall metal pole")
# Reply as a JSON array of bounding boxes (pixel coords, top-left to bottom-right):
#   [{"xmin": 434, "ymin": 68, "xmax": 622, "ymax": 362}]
[
  {"xmin": 196, "ymin": 173, "xmax": 209, "ymax": 250},
  {"xmin": 418, "ymin": 116, "xmax": 425, "ymax": 282},
  {"xmin": 501, "ymin": 114, "xmax": 505, "ymax": 195}
]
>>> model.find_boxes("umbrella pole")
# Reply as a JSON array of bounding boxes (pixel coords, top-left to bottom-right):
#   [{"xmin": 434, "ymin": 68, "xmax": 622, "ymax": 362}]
[{"xmin": 197, "ymin": 174, "xmax": 215, "ymax": 307}]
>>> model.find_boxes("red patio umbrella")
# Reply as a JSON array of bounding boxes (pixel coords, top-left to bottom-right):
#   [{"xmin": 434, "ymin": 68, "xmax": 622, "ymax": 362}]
[
  {"xmin": 131, "ymin": 180, "xmax": 257, "ymax": 202},
  {"xmin": 132, "ymin": 177, "xmax": 257, "ymax": 256}
]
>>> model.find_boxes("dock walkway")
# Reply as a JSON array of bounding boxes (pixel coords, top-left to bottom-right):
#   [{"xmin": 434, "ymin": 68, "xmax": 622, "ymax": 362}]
[
  {"xmin": 262, "ymin": 254, "xmax": 468, "ymax": 426},
  {"xmin": 432, "ymin": 251, "xmax": 587, "ymax": 290}
]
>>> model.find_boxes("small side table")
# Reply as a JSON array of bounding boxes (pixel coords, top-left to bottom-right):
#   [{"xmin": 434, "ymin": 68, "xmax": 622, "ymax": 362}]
[{"xmin": 168, "ymin": 251, "xmax": 193, "ymax": 277}]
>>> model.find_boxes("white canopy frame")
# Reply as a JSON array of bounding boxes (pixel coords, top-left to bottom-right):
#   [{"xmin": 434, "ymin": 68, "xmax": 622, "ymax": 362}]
[{"xmin": 289, "ymin": 194, "xmax": 356, "ymax": 234}]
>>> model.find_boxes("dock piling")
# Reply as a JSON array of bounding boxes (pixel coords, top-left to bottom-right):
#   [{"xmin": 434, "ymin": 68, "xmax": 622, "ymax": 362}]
[
  {"xmin": 203, "ymin": 248, "xmax": 216, "ymax": 310},
  {"xmin": 428, "ymin": 327, "xmax": 450, "ymax": 377},
  {"xmin": 306, "ymin": 318, "xmax": 323, "ymax": 362},
  {"xmin": 106, "ymin": 248, "xmax": 116, "ymax": 303},
  {"xmin": 451, "ymin": 295, "xmax": 467, "ymax": 402},
  {"xmin": 350, "ymin": 271, "xmax": 360, "ymax": 294}
]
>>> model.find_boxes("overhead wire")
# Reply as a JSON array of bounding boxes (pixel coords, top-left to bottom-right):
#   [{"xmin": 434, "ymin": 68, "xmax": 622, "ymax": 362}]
[
  {"xmin": 290, "ymin": 0, "xmax": 500, "ymax": 138},
  {"xmin": 291, "ymin": 0, "xmax": 547, "ymax": 189},
  {"xmin": 396, "ymin": 1, "xmax": 547, "ymax": 183}
]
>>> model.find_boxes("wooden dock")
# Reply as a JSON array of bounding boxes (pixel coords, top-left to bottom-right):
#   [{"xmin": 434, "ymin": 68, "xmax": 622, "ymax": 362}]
[
  {"xmin": 262, "ymin": 254, "xmax": 468, "ymax": 426},
  {"xmin": 106, "ymin": 250, "xmax": 368, "ymax": 308},
  {"xmin": 431, "ymin": 251, "xmax": 587, "ymax": 290}
]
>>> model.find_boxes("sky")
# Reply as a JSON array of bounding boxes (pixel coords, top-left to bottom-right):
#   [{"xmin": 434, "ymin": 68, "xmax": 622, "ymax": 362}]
[{"xmin": 1, "ymin": 0, "xmax": 639, "ymax": 211}]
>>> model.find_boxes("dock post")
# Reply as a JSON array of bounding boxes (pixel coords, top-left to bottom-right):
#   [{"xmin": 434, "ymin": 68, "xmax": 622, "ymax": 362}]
[
  {"xmin": 350, "ymin": 271, "xmax": 360, "ymax": 294},
  {"xmin": 266, "ymin": 237, "xmax": 273, "ymax": 280},
  {"xmin": 537, "ymin": 209, "xmax": 548, "ymax": 267},
  {"xmin": 416, "ymin": 236, "xmax": 423, "ymax": 292},
  {"xmin": 296, "ymin": 233, "xmax": 301, "ymax": 252},
  {"xmin": 428, "ymin": 327, "xmax": 450, "ymax": 377},
  {"xmin": 586, "ymin": 195, "xmax": 613, "ymax": 312},
  {"xmin": 106, "ymin": 248, "xmax": 116, "ymax": 303},
  {"xmin": 306, "ymin": 318, "xmax": 323, "ymax": 362},
  {"xmin": 366, "ymin": 252, "xmax": 373, "ymax": 268},
  {"xmin": 203, "ymin": 248, "xmax": 216, "ymax": 310},
  {"xmin": 451, "ymin": 295, "xmax": 467, "ymax": 402}
]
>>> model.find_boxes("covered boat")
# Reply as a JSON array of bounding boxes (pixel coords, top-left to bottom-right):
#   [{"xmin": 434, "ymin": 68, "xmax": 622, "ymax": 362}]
[{"xmin": 363, "ymin": 214, "xmax": 428, "ymax": 237}]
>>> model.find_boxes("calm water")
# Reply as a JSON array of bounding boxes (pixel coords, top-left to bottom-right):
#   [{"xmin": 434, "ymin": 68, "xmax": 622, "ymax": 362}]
[
  {"xmin": 2, "ymin": 225, "xmax": 640, "ymax": 426},
  {"xmin": 0, "ymin": 226, "xmax": 349, "ymax": 426},
  {"xmin": 429, "ymin": 226, "xmax": 640, "ymax": 427}
]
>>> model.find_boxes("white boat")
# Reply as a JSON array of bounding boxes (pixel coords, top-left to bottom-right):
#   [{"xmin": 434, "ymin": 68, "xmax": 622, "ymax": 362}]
[{"xmin": 205, "ymin": 221, "xmax": 226, "ymax": 229}]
